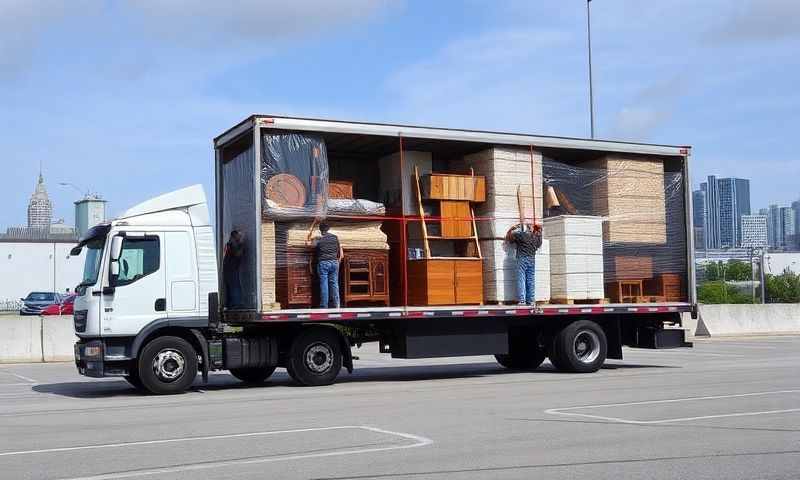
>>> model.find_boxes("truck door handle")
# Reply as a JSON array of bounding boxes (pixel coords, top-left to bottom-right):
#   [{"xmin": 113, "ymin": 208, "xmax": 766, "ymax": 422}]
[{"xmin": 155, "ymin": 298, "xmax": 166, "ymax": 311}]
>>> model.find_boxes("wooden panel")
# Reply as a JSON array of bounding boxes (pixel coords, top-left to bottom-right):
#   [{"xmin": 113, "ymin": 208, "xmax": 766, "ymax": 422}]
[
  {"xmin": 420, "ymin": 174, "xmax": 486, "ymax": 202},
  {"xmin": 440, "ymin": 201, "xmax": 472, "ymax": 238},
  {"xmin": 425, "ymin": 259, "xmax": 456, "ymax": 305},
  {"xmin": 328, "ymin": 180, "xmax": 354, "ymax": 199},
  {"xmin": 455, "ymin": 260, "xmax": 483, "ymax": 304},
  {"xmin": 613, "ymin": 255, "xmax": 654, "ymax": 280}
]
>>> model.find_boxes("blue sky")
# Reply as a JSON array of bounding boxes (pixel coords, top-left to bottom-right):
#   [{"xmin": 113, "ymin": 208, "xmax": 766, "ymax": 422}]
[{"xmin": 1, "ymin": 0, "xmax": 798, "ymax": 229}]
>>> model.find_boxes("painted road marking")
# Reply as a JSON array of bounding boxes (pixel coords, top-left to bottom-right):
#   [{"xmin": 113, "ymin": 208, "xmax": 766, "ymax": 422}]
[
  {"xmin": 45, "ymin": 426, "xmax": 431, "ymax": 480},
  {"xmin": 545, "ymin": 389, "xmax": 800, "ymax": 424},
  {"xmin": 0, "ymin": 371, "xmax": 37, "ymax": 383}
]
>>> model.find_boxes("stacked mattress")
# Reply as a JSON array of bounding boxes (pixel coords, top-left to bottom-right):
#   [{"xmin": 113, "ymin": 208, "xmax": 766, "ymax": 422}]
[{"xmin": 543, "ymin": 215, "xmax": 604, "ymax": 301}]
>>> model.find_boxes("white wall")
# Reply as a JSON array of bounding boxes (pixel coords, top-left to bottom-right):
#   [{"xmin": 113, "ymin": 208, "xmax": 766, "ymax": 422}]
[{"xmin": 0, "ymin": 242, "xmax": 85, "ymax": 303}]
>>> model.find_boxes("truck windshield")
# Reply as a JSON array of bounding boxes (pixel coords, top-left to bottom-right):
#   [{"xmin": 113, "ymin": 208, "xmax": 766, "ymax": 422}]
[{"xmin": 80, "ymin": 237, "xmax": 105, "ymax": 286}]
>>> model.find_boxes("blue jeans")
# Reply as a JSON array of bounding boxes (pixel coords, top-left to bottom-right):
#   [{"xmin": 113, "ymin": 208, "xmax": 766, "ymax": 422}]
[
  {"xmin": 318, "ymin": 260, "xmax": 340, "ymax": 308},
  {"xmin": 516, "ymin": 255, "xmax": 536, "ymax": 304}
]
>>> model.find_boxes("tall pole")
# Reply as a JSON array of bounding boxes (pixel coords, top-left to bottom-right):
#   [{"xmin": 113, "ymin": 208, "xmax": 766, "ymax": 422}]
[{"xmin": 586, "ymin": 0, "xmax": 595, "ymax": 139}]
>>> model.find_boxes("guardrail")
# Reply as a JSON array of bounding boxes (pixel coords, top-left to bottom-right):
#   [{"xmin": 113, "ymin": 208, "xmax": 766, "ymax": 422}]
[{"xmin": 0, "ymin": 300, "xmax": 23, "ymax": 313}]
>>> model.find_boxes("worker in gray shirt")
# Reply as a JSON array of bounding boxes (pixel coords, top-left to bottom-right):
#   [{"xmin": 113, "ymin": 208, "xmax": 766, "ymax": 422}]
[
  {"xmin": 506, "ymin": 223, "xmax": 543, "ymax": 305},
  {"xmin": 313, "ymin": 223, "xmax": 344, "ymax": 308}
]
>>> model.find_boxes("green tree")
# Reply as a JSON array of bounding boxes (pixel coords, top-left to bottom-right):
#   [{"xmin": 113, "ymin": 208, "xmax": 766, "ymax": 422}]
[
  {"xmin": 765, "ymin": 270, "xmax": 800, "ymax": 303},
  {"xmin": 725, "ymin": 260, "xmax": 752, "ymax": 282},
  {"xmin": 697, "ymin": 280, "xmax": 754, "ymax": 304},
  {"xmin": 704, "ymin": 262, "xmax": 721, "ymax": 281}
]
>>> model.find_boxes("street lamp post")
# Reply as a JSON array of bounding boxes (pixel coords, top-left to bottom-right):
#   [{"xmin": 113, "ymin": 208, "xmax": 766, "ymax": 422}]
[{"xmin": 586, "ymin": 0, "xmax": 595, "ymax": 139}]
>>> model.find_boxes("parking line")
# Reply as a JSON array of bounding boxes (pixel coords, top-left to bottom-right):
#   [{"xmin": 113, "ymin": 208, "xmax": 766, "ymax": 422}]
[
  {"xmin": 47, "ymin": 426, "xmax": 431, "ymax": 480},
  {"xmin": 545, "ymin": 389, "xmax": 800, "ymax": 424},
  {"xmin": 0, "ymin": 371, "xmax": 37, "ymax": 383}
]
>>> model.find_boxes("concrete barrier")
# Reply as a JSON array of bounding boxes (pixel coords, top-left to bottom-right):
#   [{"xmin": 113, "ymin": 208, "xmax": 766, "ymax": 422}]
[
  {"xmin": 42, "ymin": 315, "xmax": 77, "ymax": 362},
  {"xmin": 695, "ymin": 304, "xmax": 800, "ymax": 337},
  {"xmin": 0, "ymin": 315, "xmax": 43, "ymax": 363}
]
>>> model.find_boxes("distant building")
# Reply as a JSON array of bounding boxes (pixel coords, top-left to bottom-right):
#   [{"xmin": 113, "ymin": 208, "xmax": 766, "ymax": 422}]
[
  {"xmin": 740, "ymin": 215, "xmax": 768, "ymax": 248},
  {"xmin": 782, "ymin": 207, "xmax": 796, "ymax": 249},
  {"xmin": 700, "ymin": 176, "xmax": 750, "ymax": 248},
  {"xmin": 701, "ymin": 178, "xmax": 720, "ymax": 249},
  {"xmin": 766, "ymin": 204, "xmax": 797, "ymax": 250},
  {"xmin": 74, "ymin": 196, "xmax": 106, "ymax": 238},
  {"xmin": 27, "ymin": 173, "xmax": 53, "ymax": 228},
  {"xmin": 692, "ymin": 189, "xmax": 707, "ymax": 249},
  {"xmin": 793, "ymin": 200, "xmax": 800, "ymax": 249}
]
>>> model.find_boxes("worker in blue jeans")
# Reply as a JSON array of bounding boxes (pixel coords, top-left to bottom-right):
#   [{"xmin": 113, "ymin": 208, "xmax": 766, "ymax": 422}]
[
  {"xmin": 313, "ymin": 223, "xmax": 344, "ymax": 308},
  {"xmin": 506, "ymin": 223, "xmax": 542, "ymax": 305}
]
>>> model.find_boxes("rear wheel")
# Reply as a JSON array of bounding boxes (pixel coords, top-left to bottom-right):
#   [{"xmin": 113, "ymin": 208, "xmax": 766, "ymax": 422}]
[
  {"xmin": 138, "ymin": 336, "xmax": 198, "ymax": 394},
  {"xmin": 287, "ymin": 328, "xmax": 342, "ymax": 386},
  {"xmin": 550, "ymin": 320, "xmax": 607, "ymax": 373},
  {"xmin": 229, "ymin": 366, "xmax": 277, "ymax": 384}
]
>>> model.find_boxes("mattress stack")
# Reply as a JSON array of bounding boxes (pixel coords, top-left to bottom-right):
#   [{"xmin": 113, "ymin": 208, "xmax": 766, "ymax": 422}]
[
  {"xmin": 543, "ymin": 215, "xmax": 604, "ymax": 302},
  {"xmin": 260, "ymin": 221, "xmax": 279, "ymax": 310},
  {"xmin": 481, "ymin": 238, "xmax": 550, "ymax": 303},
  {"xmin": 463, "ymin": 147, "xmax": 546, "ymax": 302},
  {"xmin": 462, "ymin": 147, "xmax": 544, "ymax": 239},
  {"xmin": 282, "ymin": 221, "xmax": 389, "ymax": 250},
  {"xmin": 587, "ymin": 155, "xmax": 667, "ymax": 244}
]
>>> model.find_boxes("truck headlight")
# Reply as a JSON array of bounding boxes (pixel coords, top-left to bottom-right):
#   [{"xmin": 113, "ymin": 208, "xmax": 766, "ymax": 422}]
[{"xmin": 84, "ymin": 344, "xmax": 102, "ymax": 358}]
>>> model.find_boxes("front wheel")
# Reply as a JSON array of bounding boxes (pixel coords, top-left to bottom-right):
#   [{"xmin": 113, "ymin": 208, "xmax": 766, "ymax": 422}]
[
  {"xmin": 287, "ymin": 328, "xmax": 343, "ymax": 386},
  {"xmin": 550, "ymin": 320, "xmax": 607, "ymax": 373},
  {"xmin": 229, "ymin": 366, "xmax": 277, "ymax": 384},
  {"xmin": 138, "ymin": 336, "xmax": 198, "ymax": 394}
]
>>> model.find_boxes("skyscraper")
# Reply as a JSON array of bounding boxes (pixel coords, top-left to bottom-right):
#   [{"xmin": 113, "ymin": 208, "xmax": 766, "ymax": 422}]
[
  {"xmin": 692, "ymin": 189, "xmax": 707, "ymax": 249},
  {"xmin": 740, "ymin": 215, "xmax": 768, "ymax": 248},
  {"xmin": 717, "ymin": 177, "xmax": 750, "ymax": 248},
  {"xmin": 27, "ymin": 172, "xmax": 53, "ymax": 228},
  {"xmin": 782, "ymin": 207, "xmax": 796, "ymax": 249},
  {"xmin": 701, "ymin": 177, "xmax": 720, "ymax": 249},
  {"xmin": 793, "ymin": 200, "xmax": 800, "ymax": 249}
]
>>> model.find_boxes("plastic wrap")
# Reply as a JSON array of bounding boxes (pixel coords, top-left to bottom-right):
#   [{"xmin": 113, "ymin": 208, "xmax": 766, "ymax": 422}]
[
  {"xmin": 222, "ymin": 142, "xmax": 258, "ymax": 310},
  {"xmin": 261, "ymin": 132, "xmax": 329, "ymax": 220},
  {"xmin": 542, "ymin": 155, "xmax": 687, "ymax": 301}
]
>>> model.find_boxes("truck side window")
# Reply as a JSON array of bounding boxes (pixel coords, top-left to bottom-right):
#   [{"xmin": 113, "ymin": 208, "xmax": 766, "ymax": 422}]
[{"xmin": 115, "ymin": 237, "xmax": 160, "ymax": 286}]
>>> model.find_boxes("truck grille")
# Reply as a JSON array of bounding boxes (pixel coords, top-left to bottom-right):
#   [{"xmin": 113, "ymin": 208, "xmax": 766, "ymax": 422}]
[{"xmin": 74, "ymin": 310, "xmax": 87, "ymax": 333}]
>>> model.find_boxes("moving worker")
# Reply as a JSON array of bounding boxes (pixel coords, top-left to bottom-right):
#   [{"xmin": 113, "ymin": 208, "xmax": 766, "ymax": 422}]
[
  {"xmin": 222, "ymin": 230, "xmax": 245, "ymax": 308},
  {"xmin": 313, "ymin": 222, "xmax": 344, "ymax": 308},
  {"xmin": 506, "ymin": 223, "xmax": 542, "ymax": 305}
]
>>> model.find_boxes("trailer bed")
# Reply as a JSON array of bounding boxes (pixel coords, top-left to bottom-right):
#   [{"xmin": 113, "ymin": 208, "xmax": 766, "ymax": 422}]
[{"xmin": 224, "ymin": 302, "xmax": 692, "ymax": 323}]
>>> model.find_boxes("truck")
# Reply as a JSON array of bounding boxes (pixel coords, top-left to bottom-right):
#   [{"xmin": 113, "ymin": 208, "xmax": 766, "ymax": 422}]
[{"xmin": 73, "ymin": 115, "xmax": 696, "ymax": 394}]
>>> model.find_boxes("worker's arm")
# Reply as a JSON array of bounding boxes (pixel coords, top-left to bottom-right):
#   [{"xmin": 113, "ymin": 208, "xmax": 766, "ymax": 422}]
[{"xmin": 339, "ymin": 242, "xmax": 344, "ymax": 262}]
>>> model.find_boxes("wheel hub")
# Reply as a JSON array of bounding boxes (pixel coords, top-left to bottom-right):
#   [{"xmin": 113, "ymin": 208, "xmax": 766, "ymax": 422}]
[
  {"xmin": 153, "ymin": 349, "xmax": 186, "ymax": 382},
  {"xmin": 304, "ymin": 343, "xmax": 333, "ymax": 374},
  {"xmin": 574, "ymin": 330, "xmax": 600, "ymax": 364}
]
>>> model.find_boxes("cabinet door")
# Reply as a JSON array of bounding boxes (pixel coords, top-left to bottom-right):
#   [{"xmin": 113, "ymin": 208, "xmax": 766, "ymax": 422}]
[
  {"xmin": 371, "ymin": 256, "xmax": 388, "ymax": 296},
  {"xmin": 455, "ymin": 260, "xmax": 483, "ymax": 304}
]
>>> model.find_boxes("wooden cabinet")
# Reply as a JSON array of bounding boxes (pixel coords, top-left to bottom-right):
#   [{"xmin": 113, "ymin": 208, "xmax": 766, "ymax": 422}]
[
  {"xmin": 407, "ymin": 258, "xmax": 483, "ymax": 305},
  {"xmin": 343, "ymin": 250, "xmax": 389, "ymax": 306},
  {"xmin": 644, "ymin": 273, "xmax": 684, "ymax": 302},
  {"xmin": 276, "ymin": 248, "xmax": 389, "ymax": 308},
  {"xmin": 276, "ymin": 247, "xmax": 313, "ymax": 307}
]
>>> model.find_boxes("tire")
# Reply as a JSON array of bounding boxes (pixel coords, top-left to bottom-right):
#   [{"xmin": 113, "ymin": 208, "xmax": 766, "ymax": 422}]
[
  {"xmin": 229, "ymin": 366, "xmax": 277, "ymax": 384},
  {"xmin": 287, "ymin": 328, "xmax": 343, "ymax": 386},
  {"xmin": 550, "ymin": 320, "xmax": 607, "ymax": 373},
  {"xmin": 137, "ymin": 336, "xmax": 198, "ymax": 394}
]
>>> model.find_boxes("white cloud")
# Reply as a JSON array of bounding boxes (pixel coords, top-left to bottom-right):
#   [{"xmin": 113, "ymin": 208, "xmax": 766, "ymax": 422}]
[{"xmin": 711, "ymin": 0, "xmax": 800, "ymax": 43}]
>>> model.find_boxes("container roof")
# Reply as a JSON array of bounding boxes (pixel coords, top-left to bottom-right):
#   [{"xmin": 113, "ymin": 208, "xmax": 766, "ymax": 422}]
[{"xmin": 214, "ymin": 114, "xmax": 690, "ymax": 157}]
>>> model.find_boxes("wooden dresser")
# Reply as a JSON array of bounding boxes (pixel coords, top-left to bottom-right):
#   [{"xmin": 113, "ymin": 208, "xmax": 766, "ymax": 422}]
[
  {"xmin": 276, "ymin": 248, "xmax": 389, "ymax": 308},
  {"xmin": 406, "ymin": 258, "xmax": 483, "ymax": 305}
]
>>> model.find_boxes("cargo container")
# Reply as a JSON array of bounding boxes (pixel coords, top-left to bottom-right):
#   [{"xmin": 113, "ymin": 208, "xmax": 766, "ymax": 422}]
[{"xmin": 73, "ymin": 115, "xmax": 695, "ymax": 394}]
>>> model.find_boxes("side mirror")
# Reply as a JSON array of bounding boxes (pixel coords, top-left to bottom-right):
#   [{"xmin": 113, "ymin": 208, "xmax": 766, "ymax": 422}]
[
  {"xmin": 110, "ymin": 236, "xmax": 124, "ymax": 261},
  {"xmin": 110, "ymin": 261, "xmax": 120, "ymax": 277}
]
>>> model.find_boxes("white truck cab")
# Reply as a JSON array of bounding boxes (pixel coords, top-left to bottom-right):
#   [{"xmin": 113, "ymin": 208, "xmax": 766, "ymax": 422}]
[{"xmin": 72, "ymin": 185, "xmax": 218, "ymax": 389}]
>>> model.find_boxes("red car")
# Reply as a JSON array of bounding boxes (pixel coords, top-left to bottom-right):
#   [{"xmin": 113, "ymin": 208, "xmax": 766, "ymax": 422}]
[{"xmin": 41, "ymin": 294, "xmax": 76, "ymax": 316}]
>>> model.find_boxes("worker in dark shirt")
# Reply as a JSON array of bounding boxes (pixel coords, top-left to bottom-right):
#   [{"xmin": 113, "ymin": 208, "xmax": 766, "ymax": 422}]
[
  {"xmin": 314, "ymin": 223, "xmax": 343, "ymax": 308},
  {"xmin": 506, "ymin": 223, "xmax": 543, "ymax": 305},
  {"xmin": 223, "ymin": 230, "xmax": 245, "ymax": 308}
]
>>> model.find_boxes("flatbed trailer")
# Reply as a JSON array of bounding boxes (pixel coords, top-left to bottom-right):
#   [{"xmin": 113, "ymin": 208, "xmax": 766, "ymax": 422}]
[{"xmin": 72, "ymin": 115, "xmax": 696, "ymax": 394}]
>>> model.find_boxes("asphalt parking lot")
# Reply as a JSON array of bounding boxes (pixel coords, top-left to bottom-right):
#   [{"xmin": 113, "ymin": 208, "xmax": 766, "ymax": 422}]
[{"xmin": 1, "ymin": 336, "xmax": 799, "ymax": 480}]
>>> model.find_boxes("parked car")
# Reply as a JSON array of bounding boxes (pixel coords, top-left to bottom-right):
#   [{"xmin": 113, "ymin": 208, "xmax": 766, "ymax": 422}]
[
  {"xmin": 20, "ymin": 292, "xmax": 61, "ymax": 316},
  {"xmin": 41, "ymin": 294, "xmax": 76, "ymax": 316}
]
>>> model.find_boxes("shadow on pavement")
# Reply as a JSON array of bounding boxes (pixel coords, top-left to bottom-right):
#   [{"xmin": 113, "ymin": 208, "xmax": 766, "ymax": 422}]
[{"xmin": 32, "ymin": 360, "xmax": 675, "ymax": 398}]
